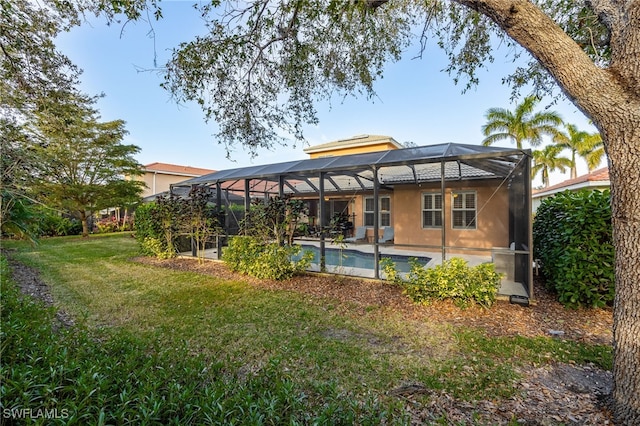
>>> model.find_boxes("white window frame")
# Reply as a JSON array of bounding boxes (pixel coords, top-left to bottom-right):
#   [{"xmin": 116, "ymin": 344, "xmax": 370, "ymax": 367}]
[
  {"xmin": 363, "ymin": 196, "xmax": 391, "ymax": 227},
  {"xmin": 422, "ymin": 192, "xmax": 442, "ymax": 228},
  {"xmin": 451, "ymin": 191, "xmax": 477, "ymax": 230}
]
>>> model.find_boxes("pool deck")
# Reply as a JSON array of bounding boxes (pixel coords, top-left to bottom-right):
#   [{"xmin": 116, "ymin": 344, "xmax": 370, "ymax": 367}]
[{"xmin": 181, "ymin": 240, "xmax": 529, "ymax": 299}]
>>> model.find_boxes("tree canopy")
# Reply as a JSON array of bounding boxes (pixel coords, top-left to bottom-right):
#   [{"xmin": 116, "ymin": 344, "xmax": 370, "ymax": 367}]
[
  {"xmin": 31, "ymin": 93, "xmax": 144, "ymax": 237},
  {"xmin": 1, "ymin": 0, "xmax": 144, "ymax": 238}
]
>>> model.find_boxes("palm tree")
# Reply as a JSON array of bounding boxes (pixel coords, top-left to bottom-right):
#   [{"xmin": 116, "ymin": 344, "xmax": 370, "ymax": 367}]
[
  {"xmin": 554, "ymin": 124, "xmax": 605, "ymax": 178},
  {"xmin": 531, "ymin": 145, "xmax": 573, "ymax": 187},
  {"xmin": 482, "ymin": 96, "xmax": 563, "ymax": 149},
  {"xmin": 583, "ymin": 133, "xmax": 606, "ymax": 171}
]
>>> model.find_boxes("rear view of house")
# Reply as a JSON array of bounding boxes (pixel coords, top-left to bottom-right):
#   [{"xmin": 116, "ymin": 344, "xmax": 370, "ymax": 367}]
[{"xmin": 174, "ymin": 135, "xmax": 533, "ymax": 299}]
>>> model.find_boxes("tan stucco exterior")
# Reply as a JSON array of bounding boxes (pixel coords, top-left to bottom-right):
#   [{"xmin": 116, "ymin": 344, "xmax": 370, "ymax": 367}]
[
  {"xmin": 392, "ymin": 181, "xmax": 510, "ymax": 250},
  {"xmin": 332, "ymin": 180, "xmax": 510, "ymax": 252},
  {"xmin": 133, "ymin": 163, "xmax": 216, "ymax": 199},
  {"xmin": 304, "ymin": 134, "xmax": 403, "ymax": 158}
]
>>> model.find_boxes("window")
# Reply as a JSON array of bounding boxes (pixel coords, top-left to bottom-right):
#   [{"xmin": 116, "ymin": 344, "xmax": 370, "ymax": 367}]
[
  {"xmin": 452, "ymin": 191, "xmax": 477, "ymax": 229},
  {"xmin": 422, "ymin": 193, "xmax": 442, "ymax": 228},
  {"xmin": 364, "ymin": 196, "xmax": 391, "ymax": 227}
]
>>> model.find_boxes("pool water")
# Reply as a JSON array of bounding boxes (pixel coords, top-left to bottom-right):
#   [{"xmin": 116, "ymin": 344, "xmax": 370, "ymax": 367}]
[{"xmin": 295, "ymin": 245, "xmax": 431, "ymax": 273}]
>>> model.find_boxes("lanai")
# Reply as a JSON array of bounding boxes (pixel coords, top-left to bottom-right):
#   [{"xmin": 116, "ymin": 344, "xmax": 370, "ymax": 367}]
[{"xmin": 173, "ymin": 143, "xmax": 533, "ymax": 298}]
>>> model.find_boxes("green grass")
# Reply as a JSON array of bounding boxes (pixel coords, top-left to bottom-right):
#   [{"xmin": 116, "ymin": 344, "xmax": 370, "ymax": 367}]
[{"xmin": 1, "ymin": 233, "xmax": 613, "ymax": 424}]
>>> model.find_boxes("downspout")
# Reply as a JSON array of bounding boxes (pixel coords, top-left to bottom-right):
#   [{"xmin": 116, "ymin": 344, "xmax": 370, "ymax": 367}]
[{"xmin": 152, "ymin": 171, "xmax": 157, "ymax": 195}]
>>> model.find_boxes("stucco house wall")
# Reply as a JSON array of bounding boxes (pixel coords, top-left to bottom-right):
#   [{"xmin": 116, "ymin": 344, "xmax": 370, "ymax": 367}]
[
  {"xmin": 343, "ymin": 182, "xmax": 509, "ymax": 251},
  {"xmin": 135, "ymin": 163, "xmax": 216, "ymax": 199},
  {"xmin": 392, "ymin": 181, "xmax": 510, "ymax": 250}
]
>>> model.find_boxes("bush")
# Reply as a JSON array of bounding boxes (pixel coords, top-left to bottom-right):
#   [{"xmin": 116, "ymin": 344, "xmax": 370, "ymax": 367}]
[
  {"xmin": 382, "ymin": 257, "xmax": 501, "ymax": 308},
  {"xmin": 34, "ymin": 210, "xmax": 82, "ymax": 237},
  {"xmin": 134, "ymin": 203, "xmax": 166, "ymax": 255},
  {"xmin": 533, "ymin": 189, "xmax": 614, "ymax": 308},
  {"xmin": 223, "ymin": 236, "xmax": 312, "ymax": 280},
  {"xmin": 140, "ymin": 237, "xmax": 176, "ymax": 259}
]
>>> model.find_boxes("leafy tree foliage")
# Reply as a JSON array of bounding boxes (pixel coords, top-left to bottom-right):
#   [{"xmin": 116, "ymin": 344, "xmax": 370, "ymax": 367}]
[
  {"xmin": 1, "ymin": 1, "xmax": 143, "ymax": 240},
  {"xmin": 186, "ymin": 186, "xmax": 223, "ymax": 262},
  {"xmin": 31, "ymin": 93, "xmax": 145, "ymax": 237},
  {"xmin": 0, "ymin": 0, "xmax": 80, "ymax": 242},
  {"xmin": 241, "ymin": 195, "xmax": 307, "ymax": 246},
  {"xmin": 135, "ymin": 187, "xmax": 222, "ymax": 260},
  {"xmin": 0, "ymin": 0, "xmax": 82, "ymax": 118}
]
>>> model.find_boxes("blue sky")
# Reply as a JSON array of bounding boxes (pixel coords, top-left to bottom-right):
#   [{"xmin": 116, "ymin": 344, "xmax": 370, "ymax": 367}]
[{"xmin": 55, "ymin": 1, "xmax": 597, "ymax": 186}]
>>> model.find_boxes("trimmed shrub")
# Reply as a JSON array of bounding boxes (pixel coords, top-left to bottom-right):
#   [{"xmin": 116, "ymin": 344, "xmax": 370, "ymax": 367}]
[
  {"xmin": 223, "ymin": 236, "xmax": 312, "ymax": 280},
  {"xmin": 133, "ymin": 203, "xmax": 166, "ymax": 255},
  {"xmin": 533, "ymin": 189, "xmax": 614, "ymax": 308},
  {"xmin": 383, "ymin": 257, "xmax": 501, "ymax": 308}
]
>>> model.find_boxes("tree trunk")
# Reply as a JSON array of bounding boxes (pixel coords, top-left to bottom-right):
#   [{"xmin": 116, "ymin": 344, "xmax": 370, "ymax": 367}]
[
  {"xmin": 603, "ymin": 116, "xmax": 640, "ymax": 423},
  {"xmin": 452, "ymin": 0, "xmax": 640, "ymax": 422},
  {"xmin": 80, "ymin": 211, "xmax": 89, "ymax": 238}
]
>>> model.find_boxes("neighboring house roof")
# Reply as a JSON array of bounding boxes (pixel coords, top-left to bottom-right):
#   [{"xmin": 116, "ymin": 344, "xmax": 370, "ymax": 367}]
[
  {"xmin": 532, "ymin": 167, "xmax": 610, "ymax": 199},
  {"xmin": 144, "ymin": 162, "xmax": 216, "ymax": 177},
  {"xmin": 303, "ymin": 134, "xmax": 404, "ymax": 156}
]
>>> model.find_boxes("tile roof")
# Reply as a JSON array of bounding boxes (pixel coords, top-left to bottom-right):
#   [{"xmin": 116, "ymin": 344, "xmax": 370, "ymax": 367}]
[
  {"xmin": 532, "ymin": 167, "xmax": 610, "ymax": 197},
  {"xmin": 144, "ymin": 162, "xmax": 216, "ymax": 176}
]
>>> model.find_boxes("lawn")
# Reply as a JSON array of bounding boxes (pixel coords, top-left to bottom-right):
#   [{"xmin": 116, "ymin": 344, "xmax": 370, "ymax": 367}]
[{"xmin": 1, "ymin": 233, "xmax": 612, "ymax": 424}]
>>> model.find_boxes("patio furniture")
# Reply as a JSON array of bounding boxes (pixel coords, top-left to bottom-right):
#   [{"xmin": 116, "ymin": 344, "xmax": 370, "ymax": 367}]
[
  {"xmin": 345, "ymin": 226, "xmax": 366, "ymax": 243},
  {"xmin": 378, "ymin": 226, "xmax": 394, "ymax": 244}
]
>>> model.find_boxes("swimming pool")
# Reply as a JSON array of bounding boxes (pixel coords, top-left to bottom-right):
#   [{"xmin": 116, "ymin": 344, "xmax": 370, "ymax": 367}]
[{"xmin": 295, "ymin": 245, "xmax": 431, "ymax": 276}]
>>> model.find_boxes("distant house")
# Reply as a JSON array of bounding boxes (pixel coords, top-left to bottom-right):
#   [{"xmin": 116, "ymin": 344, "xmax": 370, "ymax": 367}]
[
  {"xmin": 136, "ymin": 162, "xmax": 216, "ymax": 200},
  {"xmin": 532, "ymin": 167, "xmax": 610, "ymax": 212}
]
